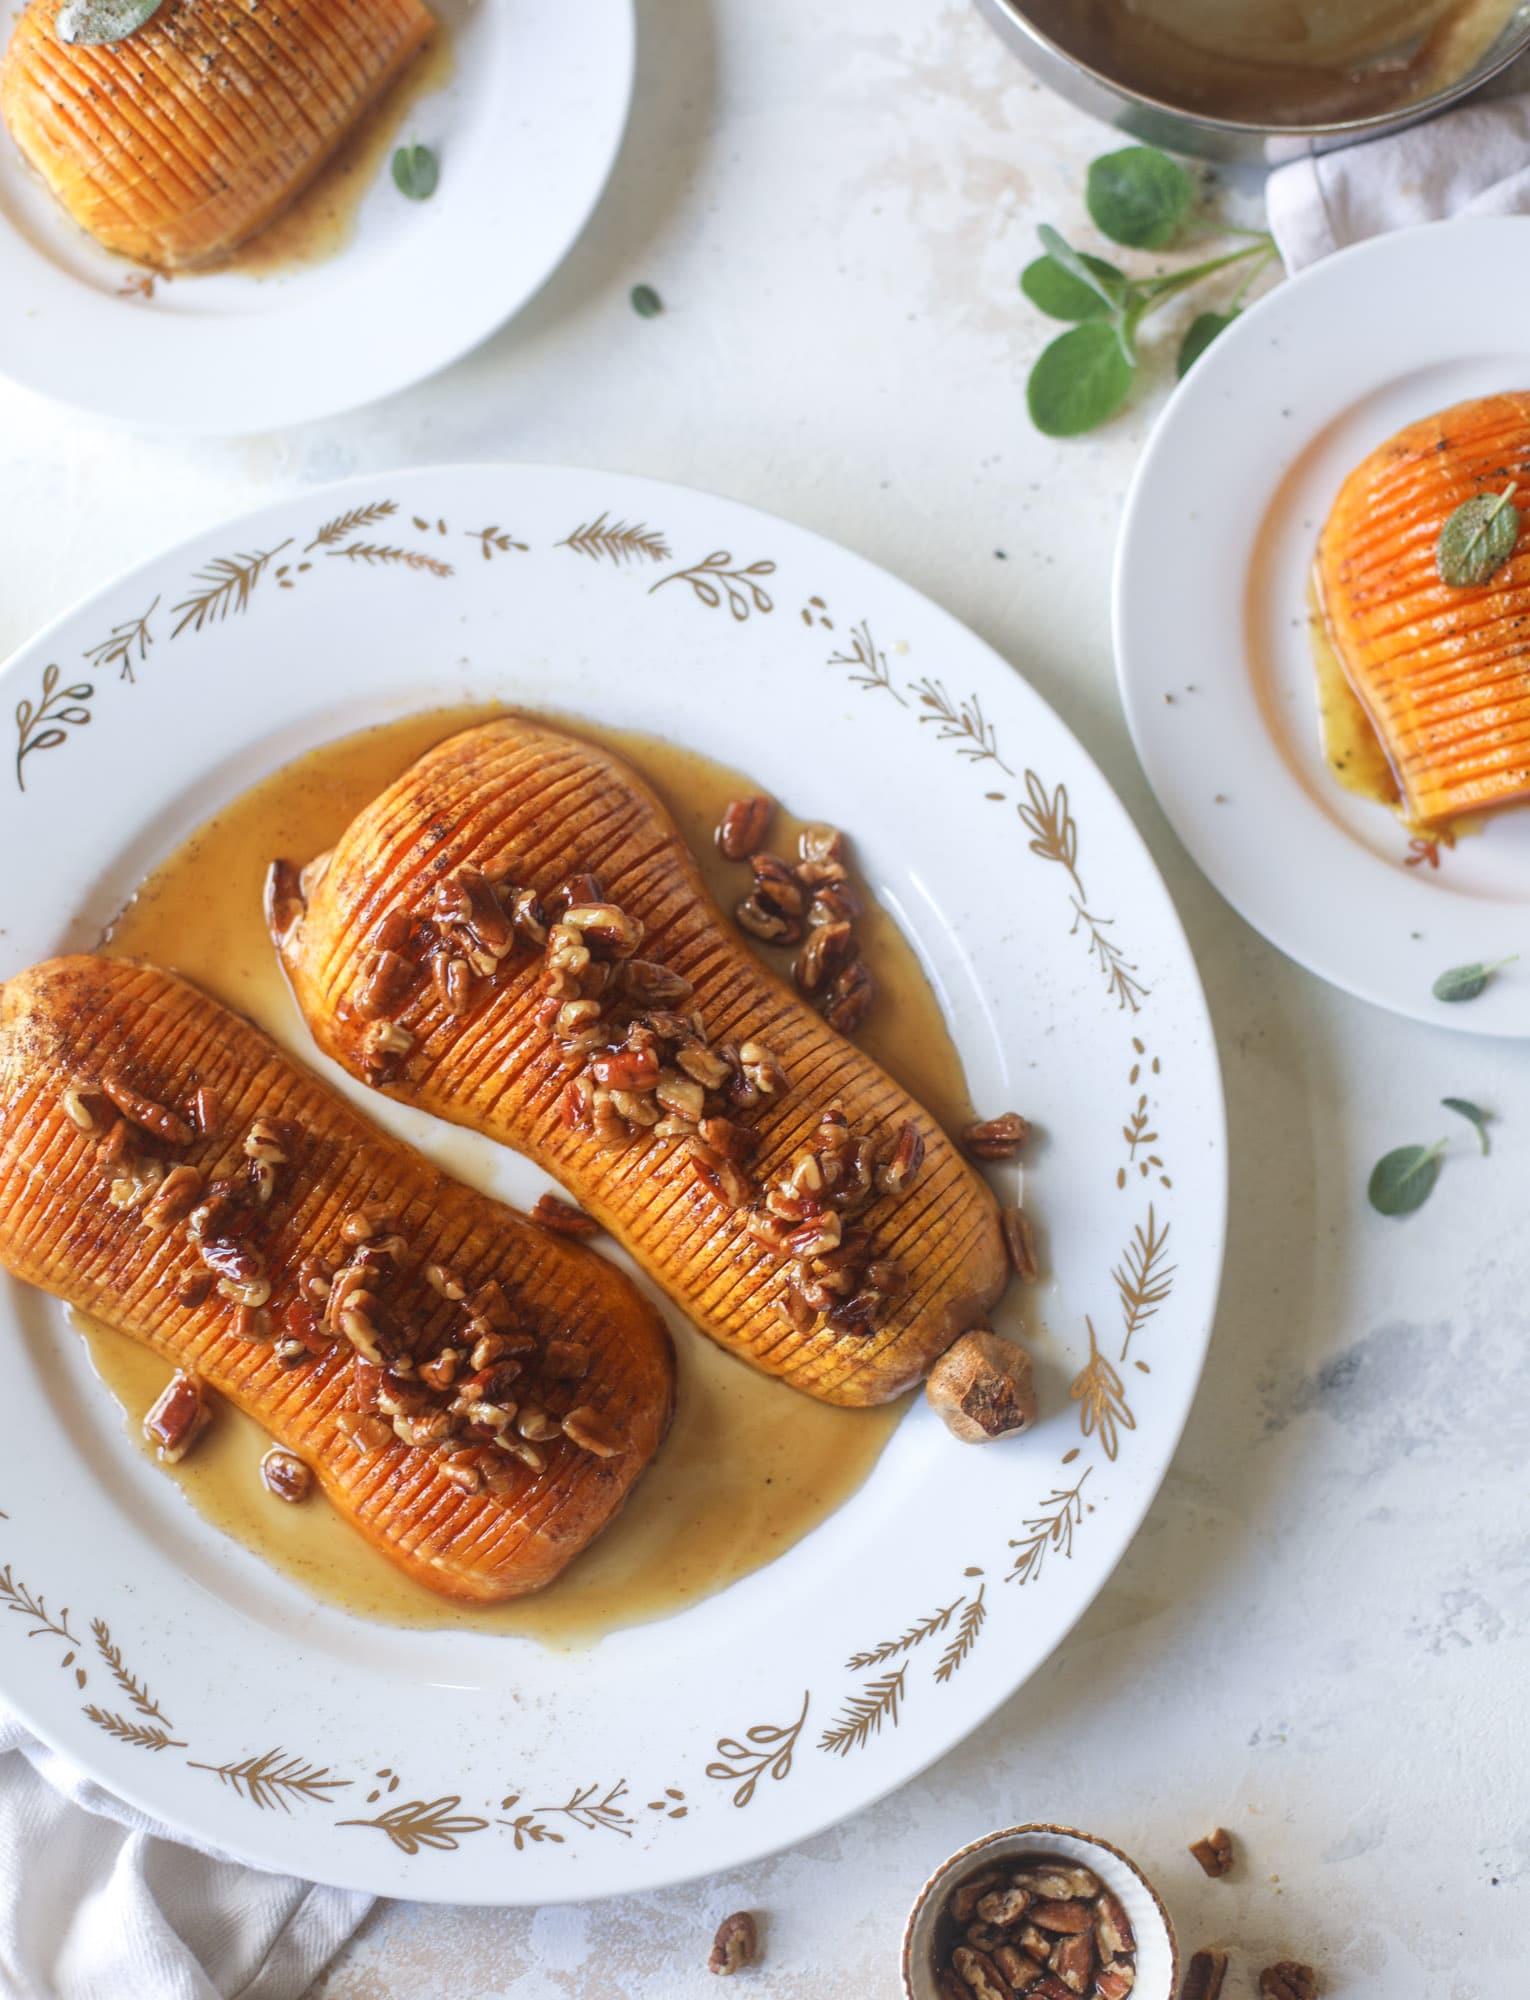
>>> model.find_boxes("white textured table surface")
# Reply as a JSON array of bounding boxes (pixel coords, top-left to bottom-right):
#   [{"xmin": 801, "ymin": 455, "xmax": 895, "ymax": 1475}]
[{"xmin": 2, "ymin": 4, "xmax": 1525, "ymax": 1996}]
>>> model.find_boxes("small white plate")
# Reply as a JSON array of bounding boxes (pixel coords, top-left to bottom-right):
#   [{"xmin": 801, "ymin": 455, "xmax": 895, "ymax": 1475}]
[
  {"xmin": 1115, "ymin": 216, "xmax": 1530, "ymax": 1036},
  {"xmin": 0, "ymin": 0, "xmax": 633, "ymax": 433},
  {"xmin": 0, "ymin": 465, "xmax": 1225, "ymax": 1902}
]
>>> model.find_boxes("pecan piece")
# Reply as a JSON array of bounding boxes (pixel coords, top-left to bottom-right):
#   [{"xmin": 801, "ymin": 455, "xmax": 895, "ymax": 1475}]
[
  {"xmin": 824, "ymin": 958, "xmax": 874, "ymax": 1033},
  {"xmin": 792, "ymin": 919, "xmax": 855, "ymax": 997},
  {"xmin": 531, "ymin": 1193, "xmax": 600, "ymax": 1236},
  {"xmin": 1002, "ymin": 1206, "xmax": 1038, "ymax": 1281},
  {"xmin": 1049, "ymin": 1932, "xmax": 1094, "ymax": 1995},
  {"xmin": 1029, "ymin": 1902, "xmax": 1094, "ymax": 1936},
  {"xmin": 143, "ymin": 1372, "xmax": 211, "ymax": 1464},
  {"xmin": 798, "ymin": 823, "xmax": 846, "ymax": 869},
  {"xmin": 1188, "ymin": 1828, "xmax": 1234, "ymax": 1879},
  {"xmin": 142, "ymin": 1164, "xmax": 203, "ymax": 1232},
  {"xmin": 1096, "ymin": 1967, "xmax": 1136, "ymax": 2000},
  {"xmin": 562, "ymin": 1406, "xmax": 623, "ymax": 1457},
  {"xmin": 1179, "ymin": 1950, "xmax": 1227, "ymax": 2000},
  {"xmin": 620, "ymin": 957, "xmax": 694, "ymax": 1006},
  {"xmin": 543, "ymin": 1340, "xmax": 590, "ymax": 1380},
  {"xmin": 975, "ymin": 1885, "xmax": 1032, "ymax": 1927},
  {"xmin": 1259, "ymin": 1964, "xmax": 1318, "ymax": 2000},
  {"xmin": 951, "ymin": 1946, "xmax": 1015, "ymax": 2000},
  {"xmin": 563, "ymin": 901, "xmax": 644, "ymax": 958},
  {"xmin": 877, "ymin": 1119, "xmax": 924, "ymax": 1197},
  {"xmin": 1094, "ymin": 1892, "xmax": 1134, "ymax": 1960},
  {"xmin": 175, "ymin": 1270, "xmax": 215, "ymax": 1309},
  {"xmin": 734, "ymin": 893, "xmax": 801, "ymax": 945},
  {"xmin": 260, "ymin": 1448, "xmax": 312, "ymax": 1503},
  {"xmin": 962, "ymin": 1111, "xmax": 1031, "ymax": 1160},
  {"xmin": 926, "ymin": 1330, "xmax": 1037, "ymax": 1443},
  {"xmin": 707, "ymin": 1910, "xmax": 757, "ymax": 1976},
  {"xmin": 748, "ymin": 851, "xmax": 806, "ymax": 916},
  {"xmin": 101, "ymin": 1072, "xmax": 194, "ymax": 1146},
  {"xmin": 715, "ymin": 795, "xmax": 773, "ymax": 861},
  {"xmin": 354, "ymin": 947, "xmax": 414, "ymax": 1020},
  {"xmin": 950, "ymin": 1873, "xmax": 1001, "ymax": 1923},
  {"xmin": 807, "ymin": 880, "xmax": 860, "ymax": 926},
  {"xmin": 436, "ymin": 864, "xmax": 516, "ymax": 957}
]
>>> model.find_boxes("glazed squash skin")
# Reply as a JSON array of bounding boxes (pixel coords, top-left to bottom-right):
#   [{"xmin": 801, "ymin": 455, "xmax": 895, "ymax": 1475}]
[
  {"xmin": 0, "ymin": 957, "xmax": 674, "ymax": 1603},
  {"xmin": 1, "ymin": 0, "xmax": 434, "ymax": 271},
  {"xmin": 273, "ymin": 717, "xmax": 1009, "ymax": 1409},
  {"xmin": 1316, "ymin": 391, "xmax": 1530, "ymax": 826}
]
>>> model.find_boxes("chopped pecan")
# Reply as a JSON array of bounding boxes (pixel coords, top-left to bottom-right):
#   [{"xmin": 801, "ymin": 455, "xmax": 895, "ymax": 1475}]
[
  {"xmin": 620, "ymin": 957, "xmax": 694, "ymax": 1005},
  {"xmin": 260, "ymin": 1449, "xmax": 312, "ymax": 1503},
  {"xmin": 175, "ymin": 1270, "xmax": 215, "ymax": 1309},
  {"xmin": 563, "ymin": 1406, "xmax": 623, "ymax": 1457},
  {"xmin": 734, "ymin": 893, "xmax": 801, "ymax": 945},
  {"xmin": 792, "ymin": 919, "xmax": 855, "ymax": 997},
  {"xmin": 1096, "ymin": 1969, "xmax": 1136, "ymax": 2000},
  {"xmin": 926, "ymin": 1330, "xmax": 1037, "ymax": 1444},
  {"xmin": 544, "ymin": 1339, "xmax": 590, "ymax": 1380},
  {"xmin": 372, "ymin": 906, "xmax": 412, "ymax": 953},
  {"xmin": 419, "ymin": 1349, "xmax": 462, "ymax": 1391},
  {"xmin": 96, "ymin": 1116, "xmax": 131, "ymax": 1166},
  {"xmin": 1002, "ymin": 1206, "xmax": 1038, "ymax": 1281},
  {"xmin": 1049, "ymin": 1932, "xmax": 1094, "ymax": 1994},
  {"xmin": 142, "ymin": 1164, "xmax": 203, "ymax": 1232},
  {"xmin": 1179, "ymin": 1951, "xmax": 1227, "ymax": 2000},
  {"xmin": 876, "ymin": 1119, "xmax": 924, "ymax": 1197},
  {"xmin": 808, "ymin": 880, "xmax": 860, "ymax": 926},
  {"xmin": 143, "ymin": 1372, "xmax": 211, "ymax": 1464},
  {"xmin": 1094, "ymin": 1892, "xmax": 1134, "ymax": 1959},
  {"xmin": 950, "ymin": 1873, "xmax": 1001, "ymax": 1924},
  {"xmin": 748, "ymin": 852, "xmax": 806, "ymax": 917},
  {"xmin": 354, "ymin": 947, "xmax": 414, "ymax": 1020},
  {"xmin": 335, "ymin": 1411, "xmax": 392, "ymax": 1451},
  {"xmin": 824, "ymin": 958, "xmax": 874, "ymax": 1033},
  {"xmin": 101, "ymin": 1072, "xmax": 194, "ymax": 1146},
  {"xmin": 951, "ymin": 1946, "xmax": 1015, "ymax": 2000},
  {"xmin": 191, "ymin": 1085, "xmax": 219, "ymax": 1136},
  {"xmin": 963, "ymin": 1111, "xmax": 1031, "ymax": 1160},
  {"xmin": 715, "ymin": 796, "xmax": 774, "ymax": 861},
  {"xmin": 563, "ymin": 901, "xmax": 644, "ymax": 958},
  {"xmin": 432, "ymin": 953, "xmax": 475, "ymax": 1017},
  {"xmin": 60, "ymin": 1085, "xmax": 97, "ymax": 1132},
  {"xmin": 436, "ymin": 864, "xmax": 516, "ymax": 957},
  {"xmin": 798, "ymin": 823, "xmax": 846, "ymax": 869},
  {"xmin": 707, "ymin": 1910, "xmax": 758, "ymax": 1976},
  {"xmin": 531, "ymin": 1192, "xmax": 600, "ymax": 1236},
  {"xmin": 441, "ymin": 1456, "xmax": 483, "ymax": 1495},
  {"xmin": 1259, "ymin": 1964, "xmax": 1318, "ymax": 2000},
  {"xmin": 1029, "ymin": 1903, "xmax": 1094, "ymax": 1936},
  {"xmin": 1188, "ymin": 1828, "xmax": 1234, "ymax": 1879}
]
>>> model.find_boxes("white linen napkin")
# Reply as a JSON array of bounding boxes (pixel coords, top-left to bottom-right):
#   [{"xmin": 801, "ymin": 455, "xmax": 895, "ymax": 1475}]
[
  {"xmin": 0, "ymin": 1709, "xmax": 370, "ymax": 2000},
  {"xmin": 1267, "ymin": 60, "xmax": 1530, "ymax": 271}
]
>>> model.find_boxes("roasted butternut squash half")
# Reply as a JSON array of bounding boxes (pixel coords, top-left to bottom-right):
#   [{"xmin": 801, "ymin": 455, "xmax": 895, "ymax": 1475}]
[
  {"xmin": 2, "ymin": 0, "xmax": 434, "ymax": 271},
  {"xmin": 272, "ymin": 716, "xmax": 1009, "ymax": 1409},
  {"xmin": 0, "ymin": 956, "xmax": 674, "ymax": 1602},
  {"xmin": 1316, "ymin": 391, "xmax": 1530, "ymax": 826}
]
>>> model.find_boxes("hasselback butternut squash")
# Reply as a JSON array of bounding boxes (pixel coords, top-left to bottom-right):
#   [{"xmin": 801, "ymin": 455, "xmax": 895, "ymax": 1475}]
[
  {"xmin": 1, "ymin": 0, "xmax": 433, "ymax": 270},
  {"xmin": 271, "ymin": 716, "xmax": 1009, "ymax": 1408},
  {"xmin": 0, "ymin": 956, "xmax": 674, "ymax": 1602},
  {"xmin": 1316, "ymin": 391, "xmax": 1530, "ymax": 826}
]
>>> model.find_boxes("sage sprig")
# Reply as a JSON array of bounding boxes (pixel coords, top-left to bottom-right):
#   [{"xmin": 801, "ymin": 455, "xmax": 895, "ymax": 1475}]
[
  {"xmin": 391, "ymin": 145, "xmax": 439, "ymax": 202},
  {"xmin": 1442, "ymin": 1098, "xmax": 1492, "ymax": 1154},
  {"xmin": 1023, "ymin": 146, "xmax": 1277, "ymax": 437},
  {"xmin": 1367, "ymin": 1140, "xmax": 1447, "ymax": 1217},
  {"xmin": 1431, "ymin": 956, "xmax": 1517, "ymax": 1003},
  {"xmin": 1437, "ymin": 485, "xmax": 1520, "ymax": 589}
]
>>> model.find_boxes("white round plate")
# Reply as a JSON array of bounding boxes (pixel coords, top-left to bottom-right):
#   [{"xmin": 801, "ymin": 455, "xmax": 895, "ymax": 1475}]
[
  {"xmin": 0, "ymin": 467, "xmax": 1226, "ymax": 1902},
  {"xmin": 0, "ymin": 1, "xmax": 632, "ymax": 433},
  {"xmin": 1116, "ymin": 216, "xmax": 1530, "ymax": 1036}
]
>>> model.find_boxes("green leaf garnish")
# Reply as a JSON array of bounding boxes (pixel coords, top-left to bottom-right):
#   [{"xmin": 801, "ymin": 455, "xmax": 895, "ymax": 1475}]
[
  {"xmin": 1441, "ymin": 1098, "xmax": 1492, "ymax": 1154},
  {"xmin": 1021, "ymin": 250, "xmax": 1125, "ymax": 322},
  {"xmin": 391, "ymin": 145, "xmax": 439, "ymax": 202},
  {"xmin": 1177, "ymin": 309, "xmax": 1237, "ymax": 378},
  {"xmin": 1027, "ymin": 321, "xmax": 1135, "ymax": 438},
  {"xmin": 1437, "ymin": 485, "xmax": 1519, "ymax": 588},
  {"xmin": 56, "ymin": 0, "xmax": 164, "ymax": 43},
  {"xmin": 630, "ymin": 284, "xmax": 664, "ymax": 319},
  {"xmin": 1367, "ymin": 1140, "xmax": 1447, "ymax": 1217},
  {"xmin": 1431, "ymin": 955, "xmax": 1517, "ymax": 1003},
  {"xmin": 1086, "ymin": 146, "xmax": 1194, "ymax": 250}
]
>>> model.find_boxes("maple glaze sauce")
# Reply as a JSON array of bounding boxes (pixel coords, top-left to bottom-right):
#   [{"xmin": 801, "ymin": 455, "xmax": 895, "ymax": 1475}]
[{"xmin": 81, "ymin": 710, "xmax": 974, "ymax": 1644}]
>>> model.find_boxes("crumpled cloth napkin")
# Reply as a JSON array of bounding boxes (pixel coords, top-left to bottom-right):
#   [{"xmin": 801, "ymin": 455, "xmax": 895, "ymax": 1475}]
[
  {"xmin": 0, "ymin": 1709, "xmax": 370, "ymax": 2000},
  {"xmin": 1268, "ymin": 58, "xmax": 1530, "ymax": 271}
]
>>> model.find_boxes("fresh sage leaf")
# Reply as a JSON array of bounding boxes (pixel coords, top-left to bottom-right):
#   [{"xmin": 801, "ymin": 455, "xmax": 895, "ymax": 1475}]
[
  {"xmin": 1177, "ymin": 308, "xmax": 1236, "ymax": 378},
  {"xmin": 1441, "ymin": 1097, "xmax": 1492, "ymax": 1154},
  {"xmin": 1431, "ymin": 955, "xmax": 1517, "ymax": 1003},
  {"xmin": 56, "ymin": 0, "xmax": 164, "ymax": 42},
  {"xmin": 631, "ymin": 284, "xmax": 664, "ymax": 319},
  {"xmin": 1367, "ymin": 1140, "xmax": 1447, "ymax": 1217},
  {"xmin": 1021, "ymin": 250, "xmax": 1126, "ymax": 322},
  {"xmin": 391, "ymin": 145, "xmax": 439, "ymax": 202},
  {"xmin": 1034, "ymin": 227, "xmax": 1130, "ymax": 315},
  {"xmin": 1437, "ymin": 484, "xmax": 1519, "ymax": 588},
  {"xmin": 1086, "ymin": 146, "xmax": 1194, "ymax": 250},
  {"xmin": 1027, "ymin": 320, "xmax": 1135, "ymax": 438}
]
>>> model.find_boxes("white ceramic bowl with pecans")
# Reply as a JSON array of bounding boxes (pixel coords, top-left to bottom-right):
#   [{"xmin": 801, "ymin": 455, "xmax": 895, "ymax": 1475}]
[{"xmin": 901, "ymin": 1823, "xmax": 1178, "ymax": 2000}]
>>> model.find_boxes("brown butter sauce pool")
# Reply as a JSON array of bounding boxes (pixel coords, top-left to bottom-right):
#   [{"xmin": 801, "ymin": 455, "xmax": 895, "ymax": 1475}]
[{"xmin": 84, "ymin": 708, "xmax": 975, "ymax": 1646}]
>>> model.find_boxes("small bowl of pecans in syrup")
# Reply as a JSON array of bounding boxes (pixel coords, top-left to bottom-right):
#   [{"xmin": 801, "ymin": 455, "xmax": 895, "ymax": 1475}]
[{"xmin": 901, "ymin": 1823, "xmax": 1177, "ymax": 2000}]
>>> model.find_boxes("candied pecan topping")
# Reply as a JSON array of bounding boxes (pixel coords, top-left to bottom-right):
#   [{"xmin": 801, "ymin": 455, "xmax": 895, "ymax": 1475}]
[
  {"xmin": 792, "ymin": 919, "xmax": 855, "ymax": 997},
  {"xmin": 100, "ymin": 1072, "xmax": 194, "ymax": 1146},
  {"xmin": 143, "ymin": 1372, "xmax": 210, "ymax": 1464},
  {"xmin": 142, "ymin": 1164, "xmax": 203, "ymax": 1232},
  {"xmin": 733, "ymin": 893, "xmax": 801, "ymax": 945},
  {"xmin": 260, "ymin": 1448, "xmax": 312, "ymax": 1503},
  {"xmin": 962, "ymin": 1111, "xmax": 1031, "ymax": 1160},
  {"xmin": 716, "ymin": 796, "xmax": 774, "ymax": 861},
  {"xmin": 1189, "ymin": 1828, "xmax": 1234, "ymax": 1879}
]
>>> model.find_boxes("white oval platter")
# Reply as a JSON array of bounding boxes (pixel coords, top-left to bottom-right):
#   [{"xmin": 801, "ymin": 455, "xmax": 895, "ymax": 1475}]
[
  {"xmin": 0, "ymin": 0, "xmax": 633, "ymax": 432},
  {"xmin": 0, "ymin": 466, "xmax": 1226, "ymax": 1901},
  {"xmin": 1116, "ymin": 215, "xmax": 1530, "ymax": 1036}
]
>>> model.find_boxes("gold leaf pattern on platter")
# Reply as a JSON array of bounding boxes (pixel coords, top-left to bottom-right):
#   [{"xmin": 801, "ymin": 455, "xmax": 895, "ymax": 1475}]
[
  {"xmin": 933, "ymin": 1584, "xmax": 986, "ymax": 1684},
  {"xmin": 82, "ymin": 597, "xmax": 158, "ymax": 684},
  {"xmin": 817, "ymin": 1667, "xmax": 904, "ymax": 1757},
  {"xmin": 1017, "ymin": 769, "xmax": 1083, "ymax": 892},
  {"xmin": 530, "ymin": 1778, "xmax": 634, "ymax": 1839},
  {"xmin": 845, "ymin": 1594, "xmax": 964, "ymax": 1671},
  {"xmin": 650, "ymin": 550, "xmax": 775, "ymax": 621},
  {"xmin": 558, "ymin": 513, "xmax": 671, "ymax": 566},
  {"xmin": 1070, "ymin": 899, "xmax": 1149, "ymax": 1014},
  {"xmin": 1117, "ymin": 1037, "xmax": 1171, "ymax": 1189},
  {"xmin": 91, "ymin": 1617, "xmax": 172, "ymax": 1724},
  {"xmin": 0, "ymin": 1560, "xmax": 83, "ymax": 1674},
  {"xmin": 14, "ymin": 663, "xmax": 93, "ymax": 794},
  {"xmin": 708, "ymin": 1689, "xmax": 809, "ymax": 1807},
  {"xmin": 1007, "ymin": 1470, "xmax": 1093, "ymax": 1587},
  {"xmin": 1070, "ymin": 1316, "xmax": 1135, "ymax": 1462},
  {"xmin": 339, "ymin": 1794, "xmax": 489, "ymax": 1854},
  {"xmin": 171, "ymin": 542, "xmax": 293, "ymax": 637},
  {"xmin": 1114, "ymin": 1203, "xmax": 1175, "ymax": 1360},
  {"xmin": 324, "ymin": 543, "xmax": 453, "ymax": 578},
  {"xmin": 83, "ymin": 1707, "xmax": 185, "ymax": 1752},
  {"xmin": 495, "ymin": 1796, "xmax": 564, "ymax": 1849},
  {"xmin": 465, "ymin": 526, "xmax": 529, "ymax": 561},
  {"xmin": 827, "ymin": 619, "xmax": 907, "ymax": 705},
  {"xmin": 304, "ymin": 500, "xmax": 399, "ymax": 553},
  {"xmin": 189, "ymin": 1747, "xmax": 351, "ymax": 1813},
  {"xmin": 910, "ymin": 678, "xmax": 1014, "ymax": 774}
]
